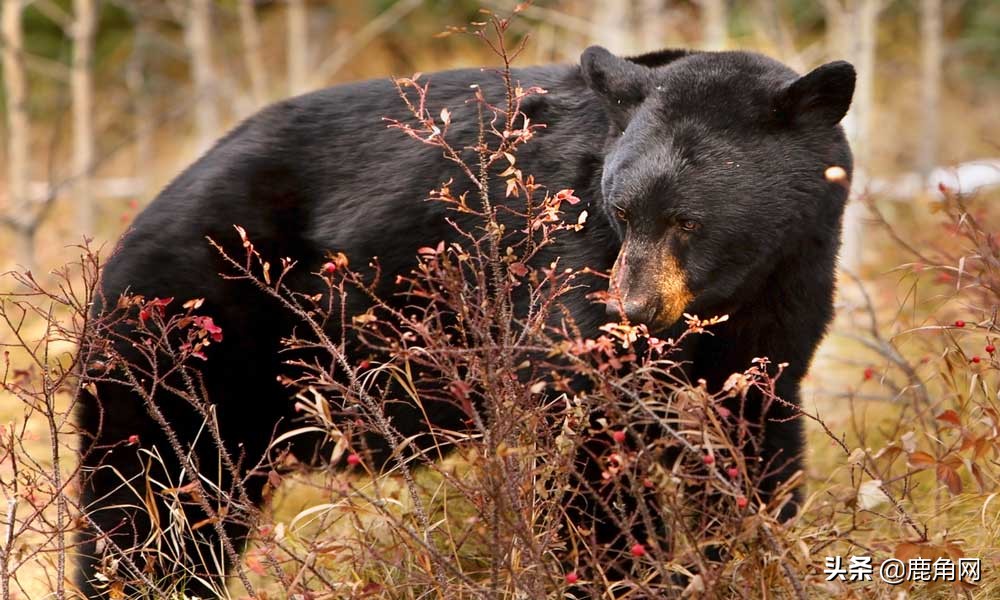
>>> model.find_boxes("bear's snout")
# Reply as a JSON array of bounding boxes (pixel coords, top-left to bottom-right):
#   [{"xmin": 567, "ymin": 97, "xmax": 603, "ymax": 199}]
[
  {"xmin": 608, "ymin": 236, "xmax": 693, "ymax": 331},
  {"xmin": 606, "ymin": 296, "xmax": 658, "ymax": 325}
]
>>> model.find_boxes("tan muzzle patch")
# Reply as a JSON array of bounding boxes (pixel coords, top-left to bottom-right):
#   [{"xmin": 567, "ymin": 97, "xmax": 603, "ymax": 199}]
[
  {"xmin": 610, "ymin": 238, "xmax": 693, "ymax": 329},
  {"xmin": 656, "ymin": 251, "xmax": 693, "ymax": 328}
]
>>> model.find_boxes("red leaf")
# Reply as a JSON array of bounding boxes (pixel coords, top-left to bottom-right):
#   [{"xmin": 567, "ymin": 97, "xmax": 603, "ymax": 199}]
[
  {"xmin": 894, "ymin": 542, "xmax": 924, "ymax": 562},
  {"xmin": 193, "ymin": 316, "xmax": 223, "ymax": 342},
  {"xmin": 935, "ymin": 409, "xmax": 962, "ymax": 428},
  {"xmin": 907, "ymin": 451, "xmax": 936, "ymax": 469},
  {"xmin": 970, "ymin": 462, "xmax": 987, "ymax": 493},
  {"xmin": 148, "ymin": 297, "xmax": 173, "ymax": 309},
  {"xmin": 974, "ymin": 437, "xmax": 993, "ymax": 461},
  {"xmin": 554, "ymin": 188, "xmax": 581, "ymax": 205},
  {"xmin": 936, "ymin": 463, "xmax": 962, "ymax": 495}
]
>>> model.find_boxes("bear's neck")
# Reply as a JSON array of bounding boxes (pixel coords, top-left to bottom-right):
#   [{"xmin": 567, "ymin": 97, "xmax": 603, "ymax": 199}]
[{"xmin": 686, "ymin": 235, "xmax": 838, "ymax": 396}]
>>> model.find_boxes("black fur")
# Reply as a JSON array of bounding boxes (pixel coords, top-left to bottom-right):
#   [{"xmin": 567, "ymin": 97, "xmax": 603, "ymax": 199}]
[{"xmin": 75, "ymin": 47, "xmax": 853, "ymax": 597}]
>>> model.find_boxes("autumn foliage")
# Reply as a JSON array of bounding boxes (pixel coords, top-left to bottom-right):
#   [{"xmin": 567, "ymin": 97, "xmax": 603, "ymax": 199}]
[{"xmin": 0, "ymin": 7, "xmax": 998, "ymax": 600}]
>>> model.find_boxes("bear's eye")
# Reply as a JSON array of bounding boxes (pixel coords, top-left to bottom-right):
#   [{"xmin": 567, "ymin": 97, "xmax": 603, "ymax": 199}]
[
  {"xmin": 613, "ymin": 206, "xmax": 627, "ymax": 222},
  {"xmin": 678, "ymin": 219, "xmax": 701, "ymax": 233}
]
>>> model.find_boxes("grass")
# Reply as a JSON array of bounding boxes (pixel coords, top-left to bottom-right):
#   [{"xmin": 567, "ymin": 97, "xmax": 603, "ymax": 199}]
[{"xmin": 2, "ymin": 195, "xmax": 999, "ymax": 599}]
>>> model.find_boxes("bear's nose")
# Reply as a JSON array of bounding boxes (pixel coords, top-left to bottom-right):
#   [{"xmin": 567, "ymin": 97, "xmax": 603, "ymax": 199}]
[{"xmin": 606, "ymin": 298, "xmax": 656, "ymax": 325}]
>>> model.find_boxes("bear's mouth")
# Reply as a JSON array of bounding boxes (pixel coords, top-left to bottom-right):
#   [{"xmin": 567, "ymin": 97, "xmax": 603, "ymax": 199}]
[{"xmin": 648, "ymin": 297, "xmax": 690, "ymax": 332}]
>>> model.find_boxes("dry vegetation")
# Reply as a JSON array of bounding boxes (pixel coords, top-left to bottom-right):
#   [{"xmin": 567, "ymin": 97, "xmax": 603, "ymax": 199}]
[{"xmin": 1, "ymin": 2, "xmax": 998, "ymax": 600}]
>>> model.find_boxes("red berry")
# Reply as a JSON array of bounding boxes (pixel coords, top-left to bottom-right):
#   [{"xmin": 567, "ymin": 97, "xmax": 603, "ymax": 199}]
[
  {"xmin": 863, "ymin": 367, "xmax": 874, "ymax": 380},
  {"xmin": 702, "ymin": 454, "xmax": 715, "ymax": 466},
  {"xmin": 565, "ymin": 572, "xmax": 579, "ymax": 584},
  {"xmin": 322, "ymin": 262, "xmax": 337, "ymax": 274},
  {"xmin": 127, "ymin": 434, "xmax": 140, "ymax": 445},
  {"xmin": 987, "ymin": 345, "xmax": 996, "ymax": 354},
  {"xmin": 612, "ymin": 430, "xmax": 626, "ymax": 444},
  {"xmin": 736, "ymin": 496, "xmax": 749, "ymax": 509},
  {"xmin": 346, "ymin": 453, "xmax": 362, "ymax": 466},
  {"xmin": 971, "ymin": 356, "xmax": 981, "ymax": 364},
  {"xmin": 630, "ymin": 543, "xmax": 646, "ymax": 557},
  {"xmin": 727, "ymin": 467, "xmax": 739, "ymax": 478},
  {"xmin": 642, "ymin": 478, "xmax": 655, "ymax": 489},
  {"xmin": 955, "ymin": 320, "xmax": 965, "ymax": 328}
]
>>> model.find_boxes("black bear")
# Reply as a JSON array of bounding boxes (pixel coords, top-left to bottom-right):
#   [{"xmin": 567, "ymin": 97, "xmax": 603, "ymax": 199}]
[{"xmin": 75, "ymin": 46, "xmax": 853, "ymax": 597}]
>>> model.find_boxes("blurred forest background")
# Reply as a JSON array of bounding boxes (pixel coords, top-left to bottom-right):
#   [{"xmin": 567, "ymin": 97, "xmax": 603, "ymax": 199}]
[
  {"xmin": 0, "ymin": 0, "xmax": 997, "ymax": 272},
  {"xmin": 1, "ymin": 1, "xmax": 1000, "ymax": 598}
]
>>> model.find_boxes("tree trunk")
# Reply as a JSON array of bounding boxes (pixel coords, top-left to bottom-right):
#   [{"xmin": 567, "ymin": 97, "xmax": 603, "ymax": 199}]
[
  {"xmin": 591, "ymin": 0, "xmax": 629, "ymax": 53},
  {"xmin": 534, "ymin": 22, "xmax": 555, "ymax": 64},
  {"xmin": 852, "ymin": 0, "xmax": 878, "ymax": 171},
  {"xmin": 823, "ymin": 0, "xmax": 880, "ymax": 273},
  {"xmin": 754, "ymin": 0, "xmax": 797, "ymax": 58},
  {"xmin": 239, "ymin": 0, "xmax": 268, "ymax": 106},
  {"xmin": 312, "ymin": 0, "xmax": 422, "ymax": 84},
  {"xmin": 127, "ymin": 5, "xmax": 154, "ymax": 199},
  {"xmin": 73, "ymin": 0, "xmax": 97, "ymax": 237},
  {"xmin": 919, "ymin": 0, "xmax": 942, "ymax": 180},
  {"xmin": 2, "ymin": 0, "xmax": 35, "ymax": 270},
  {"xmin": 823, "ymin": 0, "xmax": 847, "ymax": 58},
  {"xmin": 287, "ymin": 0, "xmax": 308, "ymax": 95},
  {"xmin": 698, "ymin": 0, "xmax": 727, "ymax": 50},
  {"xmin": 185, "ymin": 0, "xmax": 218, "ymax": 154},
  {"xmin": 639, "ymin": 0, "xmax": 663, "ymax": 51}
]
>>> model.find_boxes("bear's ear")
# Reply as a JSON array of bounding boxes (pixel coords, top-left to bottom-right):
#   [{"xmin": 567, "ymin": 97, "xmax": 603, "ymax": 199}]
[
  {"xmin": 776, "ymin": 61, "xmax": 856, "ymax": 127},
  {"xmin": 625, "ymin": 48, "xmax": 695, "ymax": 69},
  {"xmin": 581, "ymin": 45, "xmax": 652, "ymax": 129}
]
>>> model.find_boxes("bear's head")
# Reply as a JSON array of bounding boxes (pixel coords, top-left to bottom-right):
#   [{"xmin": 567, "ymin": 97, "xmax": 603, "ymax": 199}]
[{"xmin": 581, "ymin": 46, "xmax": 855, "ymax": 332}]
